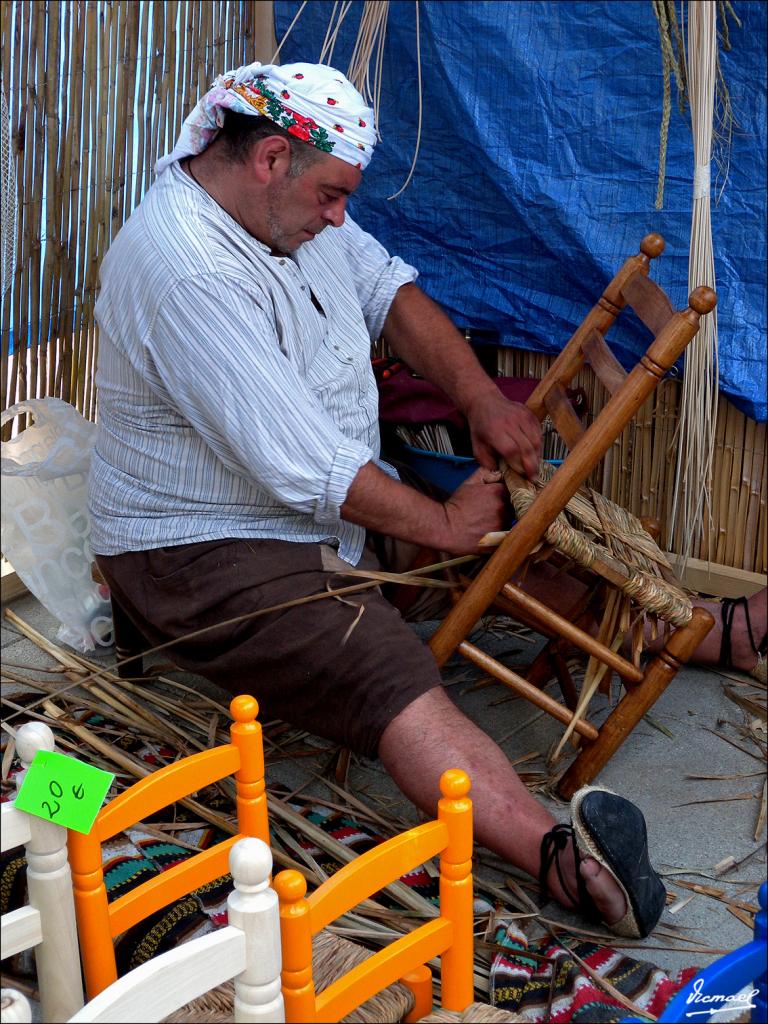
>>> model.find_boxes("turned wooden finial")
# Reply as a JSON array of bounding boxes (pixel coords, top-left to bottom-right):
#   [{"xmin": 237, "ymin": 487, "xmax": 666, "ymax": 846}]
[
  {"xmin": 640, "ymin": 233, "xmax": 665, "ymax": 259},
  {"xmin": 229, "ymin": 837, "xmax": 272, "ymax": 892},
  {"xmin": 15, "ymin": 722, "xmax": 56, "ymax": 771},
  {"xmin": 688, "ymin": 286, "xmax": 717, "ymax": 315},
  {"xmin": 274, "ymin": 868, "xmax": 307, "ymax": 904},
  {"xmin": 230, "ymin": 694, "xmax": 259, "ymax": 723},
  {"xmin": 439, "ymin": 768, "xmax": 471, "ymax": 800}
]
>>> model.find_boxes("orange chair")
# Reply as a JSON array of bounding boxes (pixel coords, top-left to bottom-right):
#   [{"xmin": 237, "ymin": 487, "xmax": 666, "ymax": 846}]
[
  {"xmin": 274, "ymin": 768, "xmax": 474, "ymax": 1023},
  {"xmin": 68, "ymin": 694, "xmax": 268, "ymax": 999}
]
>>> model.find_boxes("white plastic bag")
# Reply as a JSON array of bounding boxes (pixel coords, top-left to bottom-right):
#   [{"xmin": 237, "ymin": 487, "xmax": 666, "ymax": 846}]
[{"xmin": 1, "ymin": 399, "xmax": 113, "ymax": 651}]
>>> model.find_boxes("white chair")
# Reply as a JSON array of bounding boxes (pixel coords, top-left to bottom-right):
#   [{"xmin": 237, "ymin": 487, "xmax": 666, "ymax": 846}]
[
  {"xmin": 67, "ymin": 837, "xmax": 284, "ymax": 1023},
  {"xmin": 0, "ymin": 988, "xmax": 33, "ymax": 1023},
  {"xmin": 1, "ymin": 722, "xmax": 84, "ymax": 1022}
]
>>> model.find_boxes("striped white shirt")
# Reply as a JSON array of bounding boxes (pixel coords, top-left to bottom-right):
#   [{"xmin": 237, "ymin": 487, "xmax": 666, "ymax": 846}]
[{"xmin": 88, "ymin": 161, "xmax": 417, "ymax": 564}]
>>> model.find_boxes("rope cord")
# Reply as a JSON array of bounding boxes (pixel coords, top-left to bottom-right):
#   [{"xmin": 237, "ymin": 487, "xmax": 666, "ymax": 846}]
[
  {"xmin": 270, "ymin": 0, "xmax": 309, "ymax": 64},
  {"xmin": 652, "ymin": 0, "xmax": 688, "ymax": 209},
  {"xmin": 387, "ymin": 1, "xmax": 422, "ymax": 200}
]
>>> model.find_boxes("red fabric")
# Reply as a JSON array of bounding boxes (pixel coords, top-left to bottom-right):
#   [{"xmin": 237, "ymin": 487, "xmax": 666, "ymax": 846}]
[{"xmin": 376, "ymin": 364, "xmax": 587, "ymax": 426}]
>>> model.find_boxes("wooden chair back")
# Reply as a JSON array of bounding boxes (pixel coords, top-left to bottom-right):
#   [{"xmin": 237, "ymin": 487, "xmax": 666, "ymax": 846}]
[
  {"xmin": 428, "ymin": 235, "xmax": 717, "ymax": 797},
  {"xmin": 433, "ymin": 235, "xmax": 717, "ymax": 658},
  {"xmin": 1, "ymin": 722, "xmax": 84, "ymax": 1022},
  {"xmin": 67, "ymin": 838, "xmax": 284, "ymax": 1023},
  {"xmin": 274, "ymin": 768, "xmax": 474, "ymax": 1023},
  {"xmin": 68, "ymin": 694, "xmax": 268, "ymax": 999}
]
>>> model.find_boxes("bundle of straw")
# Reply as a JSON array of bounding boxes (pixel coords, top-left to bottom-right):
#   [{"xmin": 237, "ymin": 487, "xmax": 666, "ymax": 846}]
[{"xmin": 669, "ymin": 2, "xmax": 720, "ymax": 568}]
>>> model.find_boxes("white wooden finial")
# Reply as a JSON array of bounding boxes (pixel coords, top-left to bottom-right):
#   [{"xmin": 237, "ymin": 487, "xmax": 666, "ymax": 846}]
[
  {"xmin": 0, "ymin": 988, "xmax": 33, "ymax": 1023},
  {"xmin": 229, "ymin": 837, "xmax": 273, "ymax": 891},
  {"xmin": 15, "ymin": 721, "xmax": 56, "ymax": 770},
  {"xmin": 228, "ymin": 838, "xmax": 284, "ymax": 1023}
]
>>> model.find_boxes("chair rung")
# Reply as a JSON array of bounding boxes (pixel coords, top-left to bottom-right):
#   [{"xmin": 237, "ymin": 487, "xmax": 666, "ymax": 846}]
[
  {"xmin": 499, "ymin": 582, "xmax": 644, "ymax": 684},
  {"xmin": 621, "ymin": 271, "xmax": 674, "ymax": 336},
  {"xmin": 457, "ymin": 641, "xmax": 599, "ymax": 740},
  {"xmin": 543, "ymin": 382, "xmax": 585, "ymax": 450},
  {"xmin": 582, "ymin": 328, "xmax": 627, "ymax": 394}
]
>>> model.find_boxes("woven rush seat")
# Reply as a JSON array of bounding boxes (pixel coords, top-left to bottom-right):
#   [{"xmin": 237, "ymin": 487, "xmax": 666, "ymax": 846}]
[
  {"xmin": 505, "ymin": 460, "xmax": 693, "ymax": 628},
  {"xmin": 420, "ymin": 1005, "xmax": 524, "ymax": 1022},
  {"xmin": 163, "ymin": 929, "xmax": 415, "ymax": 1023}
]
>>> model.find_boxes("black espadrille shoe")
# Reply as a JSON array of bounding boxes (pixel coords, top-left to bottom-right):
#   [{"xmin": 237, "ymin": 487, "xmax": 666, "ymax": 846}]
[{"xmin": 540, "ymin": 786, "xmax": 666, "ymax": 939}]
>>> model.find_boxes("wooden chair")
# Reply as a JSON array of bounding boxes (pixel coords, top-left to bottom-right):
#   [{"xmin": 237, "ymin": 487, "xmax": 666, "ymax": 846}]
[
  {"xmin": 67, "ymin": 837, "xmax": 283, "ymax": 1023},
  {"xmin": 274, "ymin": 768, "xmax": 474, "ymax": 1023},
  {"xmin": 0, "ymin": 988, "xmax": 33, "ymax": 1023},
  {"xmin": 428, "ymin": 234, "xmax": 717, "ymax": 798},
  {"xmin": 1, "ymin": 722, "xmax": 84, "ymax": 1022},
  {"xmin": 68, "ymin": 694, "xmax": 269, "ymax": 1000}
]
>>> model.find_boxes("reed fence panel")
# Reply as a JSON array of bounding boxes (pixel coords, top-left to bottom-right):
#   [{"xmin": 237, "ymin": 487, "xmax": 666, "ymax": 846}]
[
  {"xmin": 1, "ymin": 0, "xmax": 270, "ymax": 430},
  {"xmin": 497, "ymin": 348, "xmax": 766, "ymax": 575},
  {"xmin": 1, "ymin": 3, "xmax": 763, "ymax": 576}
]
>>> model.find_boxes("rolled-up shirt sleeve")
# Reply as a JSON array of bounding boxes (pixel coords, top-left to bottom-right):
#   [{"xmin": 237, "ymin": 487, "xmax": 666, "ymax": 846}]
[
  {"xmin": 336, "ymin": 214, "xmax": 418, "ymax": 339},
  {"xmin": 145, "ymin": 274, "xmax": 374, "ymax": 524}
]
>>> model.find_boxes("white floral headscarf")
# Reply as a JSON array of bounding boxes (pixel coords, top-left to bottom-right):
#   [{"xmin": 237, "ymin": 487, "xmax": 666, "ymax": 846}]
[{"xmin": 156, "ymin": 61, "xmax": 377, "ymax": 176}]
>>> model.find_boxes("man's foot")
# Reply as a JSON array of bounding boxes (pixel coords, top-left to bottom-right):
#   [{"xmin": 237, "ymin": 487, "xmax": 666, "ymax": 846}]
[
  {"xmin": 540, "ymin": 787, "xmax": 666, "ymax": 939},
  {"xmin": 579, "ymin": 856, "xmax": 627, "ymax": 925},
  {"xmin": 688, "ymin": 588, "xmax": 767, "ymax": 675}
]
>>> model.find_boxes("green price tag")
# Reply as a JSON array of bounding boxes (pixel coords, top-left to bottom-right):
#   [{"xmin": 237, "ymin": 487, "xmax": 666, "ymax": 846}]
[{"xmin": 14, "ymin": 751, "xmax": 115, "ymax": 834}]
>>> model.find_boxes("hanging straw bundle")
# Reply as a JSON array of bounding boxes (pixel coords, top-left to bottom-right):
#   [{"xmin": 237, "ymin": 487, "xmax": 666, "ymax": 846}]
[{"xmin": 669, "ymin": 1, "xmax": 720, "ymax": 566}]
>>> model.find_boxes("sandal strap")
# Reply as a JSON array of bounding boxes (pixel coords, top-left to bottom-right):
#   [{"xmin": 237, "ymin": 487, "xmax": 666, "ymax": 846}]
[
  {"xmin": 539, "ymin": 823, "xmax": 594, "ymax": 918},
  {"xmin": 719, "ymin": 596, "xmax": 761, "ymax": 669}
]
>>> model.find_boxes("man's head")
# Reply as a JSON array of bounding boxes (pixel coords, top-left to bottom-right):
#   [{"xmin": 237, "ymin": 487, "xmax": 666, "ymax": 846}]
[
  {"xmin": 156, "ymin": 61, "xmax": 376, "ymax": 250},
  {"xmin": 215, "ymin": 110, "xmax": 363, "ymax": 252}
]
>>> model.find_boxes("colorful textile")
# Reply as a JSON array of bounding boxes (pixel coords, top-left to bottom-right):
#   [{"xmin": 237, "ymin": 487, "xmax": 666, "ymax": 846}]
[
  {"xmin": 156, "ymin": 61, "xmax": 377, "ymax": 175},
  {"xmin": 489, "ymin": 920, "xmax": 699, "ymax": 1022}
]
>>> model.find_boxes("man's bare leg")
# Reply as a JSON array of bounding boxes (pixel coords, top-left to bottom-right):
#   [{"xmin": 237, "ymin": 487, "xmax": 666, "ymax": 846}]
[{"xmin": 378, "ymin": 686, "xmax": 627, "ymax": 924}]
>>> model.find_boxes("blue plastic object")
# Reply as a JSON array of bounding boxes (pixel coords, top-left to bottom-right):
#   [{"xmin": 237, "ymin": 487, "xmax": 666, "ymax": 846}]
[
  {"xmin": 396, "ymin": 443, "xmax": 565, "ymax": 494},
  {"xmin": 398, "ymin": 443, "xmax": 478, "ymax": 493},
  {"xmin": 621, "ymin": 881, "xmax": 768, "ymax": 1023},
  {"xmin": 274, "ymin": 1, "xmax": 767, "ymax": 420}
]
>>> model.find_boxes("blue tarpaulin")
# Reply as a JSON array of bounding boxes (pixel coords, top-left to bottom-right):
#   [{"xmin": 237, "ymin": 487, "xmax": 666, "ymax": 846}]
[{"xmin": 274, "ymin": 1, "xmax": 767, "ymax": 420}]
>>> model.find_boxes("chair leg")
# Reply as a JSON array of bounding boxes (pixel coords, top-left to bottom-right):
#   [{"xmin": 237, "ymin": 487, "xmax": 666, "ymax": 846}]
[
  {"xmin": 401, "ymin": 965, "xmax": 433, "ymax": 1022},
  {"xmin": 110, "ymin": 596, "xmax": 146, "ymax": 679},
  {"xmin": 557, "ymin": 607, "xmax": 714, "ymax": 798}
]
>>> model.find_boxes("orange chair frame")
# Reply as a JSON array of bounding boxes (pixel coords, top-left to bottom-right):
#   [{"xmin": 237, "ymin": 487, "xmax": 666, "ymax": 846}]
[
  {"xmin": 68, "ymin": 694, "xmax": 269, "ymax": 999},
  {"xmin": 274, "ymin": 768, "xmax": 474, "ymax": 1023}
]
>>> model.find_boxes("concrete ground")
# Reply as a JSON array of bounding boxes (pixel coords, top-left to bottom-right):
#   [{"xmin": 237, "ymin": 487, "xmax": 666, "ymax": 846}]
[{"xmin": 2, "ymin": 588, "xmax": 766, "ymax": 1001}]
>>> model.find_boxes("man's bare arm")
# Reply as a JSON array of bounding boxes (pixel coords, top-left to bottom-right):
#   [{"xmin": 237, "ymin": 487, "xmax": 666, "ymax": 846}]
[
  {"xmin": 340, "ymin": 461, "xmax": 506, "ymax": 555},
  {"xmin": 382, "ymin": 283, "xmax": 542, "ymax": 478}
]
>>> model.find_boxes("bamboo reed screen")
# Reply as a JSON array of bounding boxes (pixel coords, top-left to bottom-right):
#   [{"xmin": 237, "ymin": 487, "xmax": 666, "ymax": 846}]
[
  {"xmin": 1, "ymin": 3, "xmax": 763, "ymax": 577},
  {"xmin": 0, "ymin": 0, "xmax": 269, "ymax": 430},
  {"xmin": 497, "ymin": 348, "xmax": 767, "ymax": 576}
]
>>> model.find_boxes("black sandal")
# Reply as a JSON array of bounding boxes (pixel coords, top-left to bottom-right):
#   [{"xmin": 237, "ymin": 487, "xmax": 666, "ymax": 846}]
[
  {"xmin": 720, "ymin": 596, "xmax": 767, "ymax": 683},
  {"xmin": 540, "ymin": 786, "xmax": 666, "ymax": 939},
  {"xmin": 540, "ymin": 822, "xmax": 599, "ymax": 921}
]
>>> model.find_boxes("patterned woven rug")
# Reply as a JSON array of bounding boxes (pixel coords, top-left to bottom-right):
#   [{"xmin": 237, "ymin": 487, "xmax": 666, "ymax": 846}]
[{"xmin": 489, "ymin": 921, "xmax": 697, "ymax": 1022}]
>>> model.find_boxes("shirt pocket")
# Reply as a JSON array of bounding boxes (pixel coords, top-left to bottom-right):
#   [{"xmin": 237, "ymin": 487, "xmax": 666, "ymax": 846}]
[{"xmin": 304, "ymin": 328, "xmax": 366, "ymax": 400}]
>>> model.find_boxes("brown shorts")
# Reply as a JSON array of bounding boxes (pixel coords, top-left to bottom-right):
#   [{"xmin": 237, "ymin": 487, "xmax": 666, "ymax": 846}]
[{"xmin": 96, "ymin": 537, "xmax": 445, "ymax": 759}]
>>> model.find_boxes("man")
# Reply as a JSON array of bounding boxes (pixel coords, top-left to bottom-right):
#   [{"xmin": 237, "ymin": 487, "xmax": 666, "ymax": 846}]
[{"xmin": 89, "ymin": 61, "xmax": 765, "ymax": 942}]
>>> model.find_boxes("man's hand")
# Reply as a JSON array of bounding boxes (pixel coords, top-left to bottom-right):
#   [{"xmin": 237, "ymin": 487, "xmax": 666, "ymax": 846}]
[
  {"xmin": 438, "ymin": 467, "xmax": 508, "ymax": 554},
  {"xmin": 465, "ymin": 390, "xmax": 542, "ymax": 479}
]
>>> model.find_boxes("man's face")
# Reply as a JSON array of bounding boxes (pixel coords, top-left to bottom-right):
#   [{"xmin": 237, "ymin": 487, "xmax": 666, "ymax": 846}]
[{"xmin": 265, "ymin": 151, "xmax": 363, "ymax": 253}]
